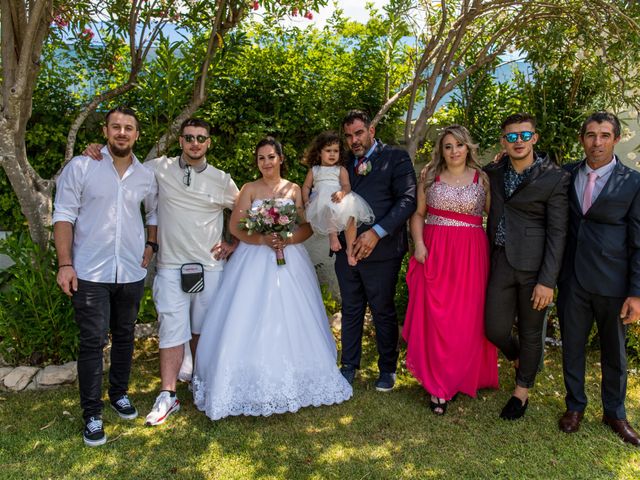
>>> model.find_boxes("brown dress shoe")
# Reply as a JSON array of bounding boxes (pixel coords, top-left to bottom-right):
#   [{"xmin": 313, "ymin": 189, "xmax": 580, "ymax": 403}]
[
  {"xmin": 602, "ymin": 416, "xmax": 640, "ymax": 446},
  {"xmin": 559, "ymin": 410, "xmax": 584, "ymax": 433}
]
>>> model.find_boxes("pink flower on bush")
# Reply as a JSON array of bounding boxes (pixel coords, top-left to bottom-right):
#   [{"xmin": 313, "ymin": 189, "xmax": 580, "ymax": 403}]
[
  {"xmin": 252, "ymin": 1, "xmax": 260, "ymax": 10},
  {"xmin": 81, "ymin": 28, "xmax": 94, "ymax": 41},
  {"xmin": 52, "ymin": 15, "xmax": 69, "ymax": 28}
]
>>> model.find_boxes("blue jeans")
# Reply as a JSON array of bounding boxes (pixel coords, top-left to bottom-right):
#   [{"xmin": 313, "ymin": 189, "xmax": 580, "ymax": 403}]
[{"xmin": 72, "ymin": 279, "xmax": 144, "ymax": 420}]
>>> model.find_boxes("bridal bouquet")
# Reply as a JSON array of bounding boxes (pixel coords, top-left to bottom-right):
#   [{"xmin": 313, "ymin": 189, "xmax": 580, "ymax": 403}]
[{"xmin": 238, "ymin": 198, "xmax": 298, "ymax": 265}]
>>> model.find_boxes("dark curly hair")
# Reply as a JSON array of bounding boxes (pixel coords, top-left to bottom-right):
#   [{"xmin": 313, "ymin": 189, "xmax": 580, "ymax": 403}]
[{"xmin": 302, "ymin": 131, "xmax": 345, "ymax": 167}]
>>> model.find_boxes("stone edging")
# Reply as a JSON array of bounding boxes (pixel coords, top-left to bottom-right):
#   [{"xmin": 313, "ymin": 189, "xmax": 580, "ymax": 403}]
[{"xmin": 0, "ymin": 322, "xmax": 159, "ymax": 392}]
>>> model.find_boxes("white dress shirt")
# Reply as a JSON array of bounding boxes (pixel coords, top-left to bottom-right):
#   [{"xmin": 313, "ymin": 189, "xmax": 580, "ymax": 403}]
[{"xmin": 53, "ymin": 147, "xmax": 158, "ymax": 283}]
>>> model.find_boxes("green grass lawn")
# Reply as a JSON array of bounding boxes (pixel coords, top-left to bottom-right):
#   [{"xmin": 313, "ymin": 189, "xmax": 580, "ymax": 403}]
[{"xmin": 1, "ymin": 329, "xmax": 639, "ymax": 479}]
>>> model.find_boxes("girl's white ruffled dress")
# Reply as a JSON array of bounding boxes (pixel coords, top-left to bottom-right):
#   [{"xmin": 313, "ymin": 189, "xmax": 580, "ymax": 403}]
[{"xmin": 305, "ymin": 165, "xmax": 374, "ymax": 234}]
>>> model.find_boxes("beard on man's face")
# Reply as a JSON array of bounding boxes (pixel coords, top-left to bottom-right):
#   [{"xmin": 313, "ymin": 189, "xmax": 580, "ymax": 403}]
[{"xmin": 108, "ymin": 141, "xmax": 133, "ymax": 158}]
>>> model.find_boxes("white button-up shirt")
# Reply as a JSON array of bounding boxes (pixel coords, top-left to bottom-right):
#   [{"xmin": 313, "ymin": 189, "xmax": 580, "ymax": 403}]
[{"xmin": 53, "ymin": 147, "xmax": 158, "ymax": 283}]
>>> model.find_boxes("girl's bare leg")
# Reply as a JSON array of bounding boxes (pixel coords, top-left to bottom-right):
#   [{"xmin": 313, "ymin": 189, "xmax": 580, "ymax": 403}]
[
  {"xmin": 345, "ymin": 217, "xmax": 357, "ymax": 266},
  {"xmin": 329, "ymin": 232, "xmax": 341, "ymax": 252}
]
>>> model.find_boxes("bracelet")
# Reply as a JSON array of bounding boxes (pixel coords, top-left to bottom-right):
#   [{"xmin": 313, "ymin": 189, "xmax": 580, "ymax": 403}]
[
  {"xmin": 145, "ymin": 241, "xmax": 159, "ymax": 253},
  {"xmin": 58, "ymin": 264, "xmax": 73, "ymax": 269}
]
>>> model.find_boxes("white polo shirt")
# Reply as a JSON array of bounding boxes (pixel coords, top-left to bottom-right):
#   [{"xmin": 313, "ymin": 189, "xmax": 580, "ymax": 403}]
[{"xmin": 53, "ymin": 147, "xmax": 158, "ymax": 283}]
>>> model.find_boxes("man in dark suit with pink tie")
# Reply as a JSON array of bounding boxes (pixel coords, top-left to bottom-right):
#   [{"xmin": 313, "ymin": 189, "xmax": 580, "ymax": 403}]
[{"xmin": 557, "ymin": 112, "xmax": 640, "ymax": 446}]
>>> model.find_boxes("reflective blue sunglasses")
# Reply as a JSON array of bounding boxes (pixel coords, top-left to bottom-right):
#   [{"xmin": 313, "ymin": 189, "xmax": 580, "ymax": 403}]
[{"xmin": 503, "ymin": 131, "xmax": 535, "ymax": 143}]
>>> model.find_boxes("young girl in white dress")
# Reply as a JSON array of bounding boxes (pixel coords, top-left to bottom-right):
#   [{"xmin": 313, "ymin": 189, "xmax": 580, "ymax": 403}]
[{"xmin": 302, "ymin": 131, "xmax": 374, "ymax": 266}]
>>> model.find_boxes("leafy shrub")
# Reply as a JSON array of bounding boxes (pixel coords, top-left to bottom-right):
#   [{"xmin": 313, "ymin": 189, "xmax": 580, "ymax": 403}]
[
  {"xmin": 320, "ymin": 284, "xmax": 340, "ymax": 317},
  {"xmin": 0, "ymin": 233, "xmax": 78, "ymax": 365},
  {"xmin": 626, "ymin": 325, "xmax": 640, "ymax": 364},
  {"xmin": 395, "ymin": 253, "xmax": 410, "ymax": 321},
  {"xmin": 137, "ymin": 285, "xmax": 157, "ymax": 324}
]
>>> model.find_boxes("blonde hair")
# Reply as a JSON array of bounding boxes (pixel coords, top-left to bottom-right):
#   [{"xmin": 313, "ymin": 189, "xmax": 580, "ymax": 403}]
[{"xmin": 419, "ymin": 124, "xmax": 487, "ymax": 191}]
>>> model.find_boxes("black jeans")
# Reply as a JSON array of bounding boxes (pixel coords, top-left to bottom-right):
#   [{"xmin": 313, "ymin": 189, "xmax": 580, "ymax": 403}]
[
  {"xmin": 72, "ymin": 279, "xmax": 144, "ymax": 420},
  {"xmin": 485, "ymin": 247, "xmax": 547, "ymax": 388}
]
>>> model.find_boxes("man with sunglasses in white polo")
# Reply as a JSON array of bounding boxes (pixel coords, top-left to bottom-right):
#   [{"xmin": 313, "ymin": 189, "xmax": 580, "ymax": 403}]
[
  {"xmin": 484, "ymin": 113, "xmax": 570, "ymax": 420},
  {"xmin": 85, "ymin": 118, "xmax": 239, "ymax": 426}
]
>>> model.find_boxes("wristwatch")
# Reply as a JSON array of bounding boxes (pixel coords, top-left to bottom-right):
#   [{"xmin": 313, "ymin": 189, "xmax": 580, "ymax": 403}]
[{"xmin": 145, "ymin": 241, "xmax": 159, "ymax": 253}]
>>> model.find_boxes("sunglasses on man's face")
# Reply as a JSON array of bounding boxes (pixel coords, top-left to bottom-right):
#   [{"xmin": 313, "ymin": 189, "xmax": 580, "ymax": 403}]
[
  {"xmin": 502, "ymin": 131, "xmax": 535, "ymax": 143},
  {"xmin": 181, "ymin": 134, "xmax": 209, "ymax": 144}
]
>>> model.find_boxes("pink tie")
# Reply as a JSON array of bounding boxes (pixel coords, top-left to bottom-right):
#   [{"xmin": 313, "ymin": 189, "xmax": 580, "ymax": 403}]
[{"xmin": 582, "ymin": 172, "xmax": 598, "ymax": 214}]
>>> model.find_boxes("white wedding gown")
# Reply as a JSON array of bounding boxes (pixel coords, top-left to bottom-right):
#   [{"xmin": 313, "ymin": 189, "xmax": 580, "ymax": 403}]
[{"xmin": 192, "ymin": 199, "xmax": 352, "ymax": 420}]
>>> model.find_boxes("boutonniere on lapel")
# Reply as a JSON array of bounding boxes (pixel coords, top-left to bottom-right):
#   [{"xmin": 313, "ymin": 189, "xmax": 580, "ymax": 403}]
[{"xmin": 355, "ymin": 156, "xmax": 372, "ymax": 176}]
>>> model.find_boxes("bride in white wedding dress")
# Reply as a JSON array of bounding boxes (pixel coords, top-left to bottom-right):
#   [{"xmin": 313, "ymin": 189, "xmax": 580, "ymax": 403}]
[{"xmin": 192, "ymin": 137, "xmax": 352, "ymax": 420}]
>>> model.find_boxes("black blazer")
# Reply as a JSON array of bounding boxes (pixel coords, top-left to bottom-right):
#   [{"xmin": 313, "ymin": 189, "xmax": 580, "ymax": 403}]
[
  {"xmin": 485, "ymin": 152, "xmax": 570, "ymax": 287},
  {"xmin": 344, "ymin": 140, "xmax": 417, "ymax": 262},
  {"xmin": 560, "ymin": 157, "xmax": 640, "ymax": 298}
]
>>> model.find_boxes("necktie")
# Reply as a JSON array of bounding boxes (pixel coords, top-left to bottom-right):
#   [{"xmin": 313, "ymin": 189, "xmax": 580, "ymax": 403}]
[{"xmin": 582, "ymin": 171, "xmax": 598, "ymax": 214}]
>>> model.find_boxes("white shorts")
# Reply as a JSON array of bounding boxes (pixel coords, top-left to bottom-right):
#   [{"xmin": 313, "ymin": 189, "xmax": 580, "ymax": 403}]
[{"xmin": 153, "ymin": 268, "xmax": 222, "ymax": 349}]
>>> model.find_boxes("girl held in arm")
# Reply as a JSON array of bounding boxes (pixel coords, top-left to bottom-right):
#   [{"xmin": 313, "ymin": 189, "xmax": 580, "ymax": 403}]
[{"xmin": 302, "ymin": 131, "xmax": 374, "ymax": 266}]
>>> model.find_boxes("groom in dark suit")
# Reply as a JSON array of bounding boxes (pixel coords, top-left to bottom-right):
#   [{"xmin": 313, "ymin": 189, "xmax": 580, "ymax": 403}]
[
  {"xmin": 557, "ymin": 112, "xmax": 640, "ymax": 446},
  {"xmin": 484, "ymin": 113, "xmax": 570, "ymax": 420},
  {"xmin": 336, "ymin": 110, "xmax": 417, "ymax": 391}
]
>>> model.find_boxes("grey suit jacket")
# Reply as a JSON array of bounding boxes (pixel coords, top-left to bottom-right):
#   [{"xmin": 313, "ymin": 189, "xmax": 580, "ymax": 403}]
[
  {"xmin": 560, "ymin": 157, "xmax": 640, "ymax": 298},
  {"xmin": 485, "ymin": 152, "xmax": 570, "ymax": 287}
]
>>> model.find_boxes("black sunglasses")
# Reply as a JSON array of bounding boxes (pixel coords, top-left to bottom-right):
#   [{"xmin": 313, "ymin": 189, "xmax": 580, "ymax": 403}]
[{"xmin": 181, "ymin": 134, "xmax": 209, "ymax": 144}]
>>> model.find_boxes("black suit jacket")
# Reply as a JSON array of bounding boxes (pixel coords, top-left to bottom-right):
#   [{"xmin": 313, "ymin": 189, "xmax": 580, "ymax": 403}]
[
  {"xmin": 484, "ymin": 152, "xmax": 570, "ymax": 287},
  {"xmin": 560, "ymin": 157, "xmax": 640, "ymax": 298},
  {"xmin": 344, "ymin": 140, "xmax": 417, "ymax": 262}
]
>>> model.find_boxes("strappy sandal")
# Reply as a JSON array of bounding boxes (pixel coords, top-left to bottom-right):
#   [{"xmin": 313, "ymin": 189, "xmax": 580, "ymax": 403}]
[{"xmin": 429, "ymin": 397, "xmax": 447, "ymax": 416}]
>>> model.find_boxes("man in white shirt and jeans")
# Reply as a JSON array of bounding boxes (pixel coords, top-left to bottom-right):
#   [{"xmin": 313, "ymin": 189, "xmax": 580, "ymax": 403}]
[
  {"xmin": 53, "ymin": 106, "xmax": 158, "ymax": 447},
  {"xmin": 84, "ymin": 118, "xmax": 239, "ymax": 426}
]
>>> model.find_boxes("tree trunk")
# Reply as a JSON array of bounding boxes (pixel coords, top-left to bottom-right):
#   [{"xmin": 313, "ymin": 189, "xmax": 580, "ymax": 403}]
[{"xmin": 0, "ymin": 125, "xmax": 54, "ymax": 248}]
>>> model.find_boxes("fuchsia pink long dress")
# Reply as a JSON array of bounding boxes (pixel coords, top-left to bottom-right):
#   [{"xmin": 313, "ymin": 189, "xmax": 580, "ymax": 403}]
[{"xmin": 403, "ymin": 171, "xmax": 498, "ymax": 400}]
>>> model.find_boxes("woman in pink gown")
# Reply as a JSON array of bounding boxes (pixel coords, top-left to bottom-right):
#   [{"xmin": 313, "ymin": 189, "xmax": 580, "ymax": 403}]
[{"xmin": 403, "ymin": 125, "xmax": 498, "ymax": 415}]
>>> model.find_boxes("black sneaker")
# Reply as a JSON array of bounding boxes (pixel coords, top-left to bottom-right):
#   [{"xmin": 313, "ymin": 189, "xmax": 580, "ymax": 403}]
[
  {"xmin": 500, "ymin": 396, "xmax": 529, "ymax": 420},
  {"xmin": 110, "ymin": 394, "xmax": 138, "ymax": 420},
  {"xmin": 340, "ymin": 366, "xmax": 356, "ymax": 385},
  {"xmin": 374, "ymin": 372, "xmax": 396, "ymax": 392},
  {"xmin": 83, "ymin": 416, "xmax": 107, "ymax": 447}
]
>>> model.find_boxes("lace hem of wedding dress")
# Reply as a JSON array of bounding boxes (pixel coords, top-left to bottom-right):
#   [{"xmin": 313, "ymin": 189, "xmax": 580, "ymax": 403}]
[{"xmin": 192, "ymin": 368, "xmax": 352, "ymax": 420}]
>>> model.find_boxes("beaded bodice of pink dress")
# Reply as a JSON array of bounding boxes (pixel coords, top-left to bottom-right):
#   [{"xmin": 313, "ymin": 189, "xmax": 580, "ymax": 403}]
[{"xmin": 425, "ymin": 177, "xmax": 485, "ymax": 226}]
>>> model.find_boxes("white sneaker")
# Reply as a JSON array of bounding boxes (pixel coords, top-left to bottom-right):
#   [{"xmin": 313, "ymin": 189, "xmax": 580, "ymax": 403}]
[{"xmin": 145, "ymin": 391, "xmax": 180, "ymax": 426}]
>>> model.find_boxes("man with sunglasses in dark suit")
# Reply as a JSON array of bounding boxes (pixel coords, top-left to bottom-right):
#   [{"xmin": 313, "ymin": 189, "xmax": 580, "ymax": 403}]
[
  {"xmin": 557, "ymin": 112, "xmax": 640, "ymax": 446},
  {"xmin": 84, "ymin": 118, "xmax": 239, "ymax": 426},
  {"xmin": 484, "ymin": 113, "xmax": 570, "ymax": 420}
]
